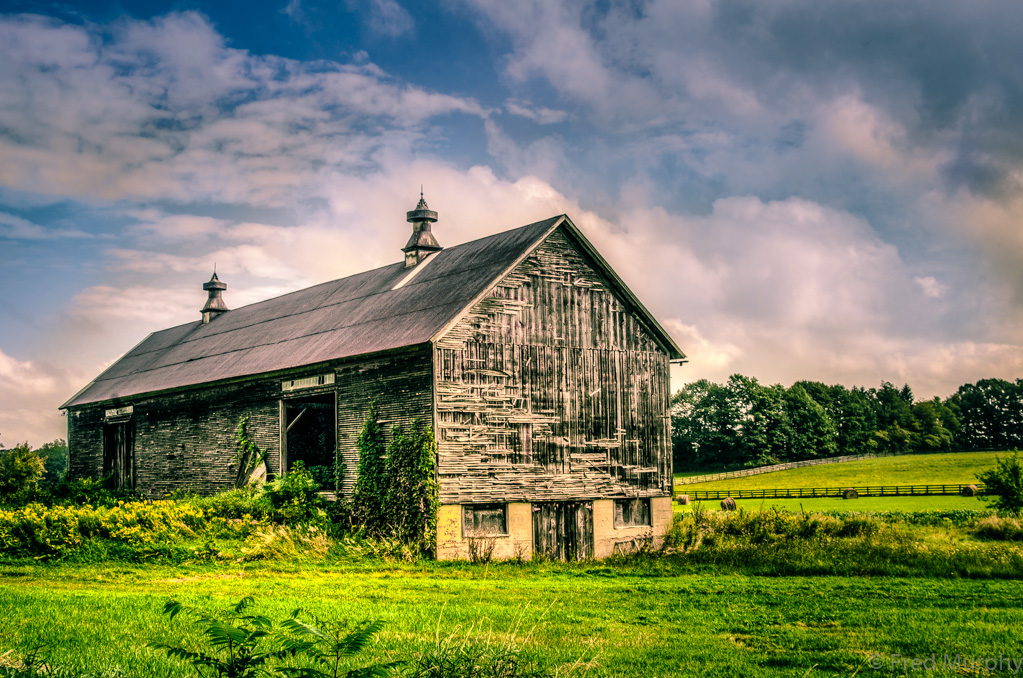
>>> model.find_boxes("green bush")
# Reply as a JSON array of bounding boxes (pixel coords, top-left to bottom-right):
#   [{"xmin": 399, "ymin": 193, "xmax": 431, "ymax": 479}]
[
  {"xmin": 0, "ymin": 444, "xmax": 44, "ymax": 504},
  {"xmin": 347, "ymin": 412, "xmax": 439, "ymax": 555},
  {"xmin": 35, "ymin": 439, "xmax": 68, "ymax": 485},
  {"xmin": 261, "ymin": 461, "xmax": 325, "ymax": 523},
  {"xmin": 0, "ymin": 499, "xmax": 261, "ymax": 560},
  {"xmin": 978, "ymin": 451, "xmax": 1023, "ymax": 515},
  {"xmin": 350, "ymin": 402, "xmax": 387, "ymax": 531},
  {"xmin": 661, "ymin": 508, "xmax": 1023, "ymax": 577},
  {"xmin": 381, "ymin": 420, "xmax": 438, "ymax": 556},
  {"xmin": 43, "ymin": 475, "xmax": 139, "ymax": 508}
]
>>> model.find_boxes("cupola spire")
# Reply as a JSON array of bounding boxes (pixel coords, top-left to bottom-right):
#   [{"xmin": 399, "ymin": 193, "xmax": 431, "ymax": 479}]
[
  {"xmin": 402, "ymin": 191, "xmax": 442, "ymax": 268},
  {"xmin": 201, "ymin": 271, "xmax": 229, "ymax": 324}
]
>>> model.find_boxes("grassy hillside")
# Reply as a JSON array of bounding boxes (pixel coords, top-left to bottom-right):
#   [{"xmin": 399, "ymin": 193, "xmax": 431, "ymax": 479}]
[{"xmin": 676, "ymin": 450, "xmax": 1003, "ymax": 491}]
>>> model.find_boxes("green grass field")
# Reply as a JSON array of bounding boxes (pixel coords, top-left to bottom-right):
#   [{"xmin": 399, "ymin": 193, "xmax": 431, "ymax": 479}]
[
  {"xmin": 2, "ymin": 559, "xmax": 1022, "ymax": 678},
  {"xmin": 675, "ymin": 451, "xmax": 1002, "ymax": 491},
  {"xmin": 0, "ymin": 451, "xmax": 1018, "ymax": 676}
]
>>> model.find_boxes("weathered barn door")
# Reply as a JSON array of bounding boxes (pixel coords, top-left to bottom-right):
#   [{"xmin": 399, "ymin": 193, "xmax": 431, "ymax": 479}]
[
  {"xmin": 102, "ymin": 420, "xmax": 134, "ymax": 490},
  {"xmin": 532, "ymin": 502, "xmax": 593, "ymax": 561}
]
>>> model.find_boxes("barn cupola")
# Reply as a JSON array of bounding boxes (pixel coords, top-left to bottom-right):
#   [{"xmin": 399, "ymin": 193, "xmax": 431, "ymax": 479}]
[
  {"xmin": 201, "ymin": 271, "xmax": 229, "ymax": 324},
  {"xmin": 402, "ymin": 191, "xmax": 442, "ymax": 268}
]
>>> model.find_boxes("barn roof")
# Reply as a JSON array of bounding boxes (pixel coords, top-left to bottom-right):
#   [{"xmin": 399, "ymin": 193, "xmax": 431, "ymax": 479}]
[{"xmin": 62, "ymin": 215, "xmax": 683, "ymax": 408}]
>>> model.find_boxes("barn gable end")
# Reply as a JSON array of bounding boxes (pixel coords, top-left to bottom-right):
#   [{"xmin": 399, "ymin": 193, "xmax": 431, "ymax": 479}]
[{"xmin": 432, "ymin": 221, "xmax": 678, "ymax": 559}]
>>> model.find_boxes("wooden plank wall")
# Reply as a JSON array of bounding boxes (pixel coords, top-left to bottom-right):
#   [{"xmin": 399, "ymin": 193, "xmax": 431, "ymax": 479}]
[
  {"xmin": 68, "ymin": 378, "xmax": 283, "ymax": 497},
  {"xmin": 435, "ymin": 229, "xmax": 672, "ymax": 504},
  {"xmin": 67, "ymin": 346, "xmax": 433, "ymax": 498},
  {"xmin": 334, "ymin": 346, "xmax": 433, "ymax": 496}
]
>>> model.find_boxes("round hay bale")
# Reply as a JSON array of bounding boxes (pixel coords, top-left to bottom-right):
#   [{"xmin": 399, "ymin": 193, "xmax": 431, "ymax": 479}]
[
  {"xmin": 842, "ymin": 488, "xmax": 859, "ymax": 500},
  {"xmin": 720, "ymin": 496, "xmax": 737, "ymax": 511},
  {"xmin": 676, "ymin": 494, "xmax": 691, "ymax": 505},
  {"xmin": 961, "ymin": 484, "xmax": 978, "ymax": 497}
]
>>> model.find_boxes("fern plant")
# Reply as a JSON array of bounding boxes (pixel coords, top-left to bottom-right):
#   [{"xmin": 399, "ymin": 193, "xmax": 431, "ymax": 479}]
[
  {"xmin": 150, "ymin": 597, "xmax": 394, "ymax": 678},
  {"xmin": 151, "ymin": 596, "xmax": 293, "ymax": 678},
  {"xmin": 278, "ymin": 614, "xmax": 397, "ymax": 678}
]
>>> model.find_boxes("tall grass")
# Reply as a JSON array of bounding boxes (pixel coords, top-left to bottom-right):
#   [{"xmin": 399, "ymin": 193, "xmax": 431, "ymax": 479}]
[{"xmin": 662, "ymin": 507, "xmax": 1023, "ymax": 578}]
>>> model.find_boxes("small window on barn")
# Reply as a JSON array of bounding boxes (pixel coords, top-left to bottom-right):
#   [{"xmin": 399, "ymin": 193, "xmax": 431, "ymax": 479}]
[
  {"xmin": 463, "ymin": 504, "xmax": 508, "ymax": 537},
  {"xmin": 614, "ymin": 498, "xmax": 651, "ymax": 529}
]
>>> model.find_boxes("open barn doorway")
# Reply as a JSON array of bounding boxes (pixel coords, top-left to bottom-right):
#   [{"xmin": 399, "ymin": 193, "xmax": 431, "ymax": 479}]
[{"xmin": 282, "ymin": 393, "xmax": 337, "ymax": 490}]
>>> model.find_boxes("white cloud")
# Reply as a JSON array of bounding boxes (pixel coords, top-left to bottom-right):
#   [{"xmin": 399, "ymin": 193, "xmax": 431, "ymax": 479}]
[
  {"xmin": 0, "ymin": 348, "xmax": 73, "ymax": 447},
  {"xmin": 504, "ymin": 100, "xmax": 570, "ymax": 124},
  {"xmin": 364, "ymin": 0, "xmax": 415, "ymax": 37},
  {"xmin": 2, "ymin": 7, "xmax": 1022, "ymax": 447},
  {"xmin": 914, "ymin": 276, "xmax": 947, "ymax": 299},
  {"xmin": 0, "ymin": 12, "xmax": 485, "ymax": 206}
]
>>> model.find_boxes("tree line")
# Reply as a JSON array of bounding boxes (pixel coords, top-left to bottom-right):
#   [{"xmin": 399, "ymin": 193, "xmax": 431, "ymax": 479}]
[{"xmin": 671, "ymin": 376, "xmax": 1023, "ymax": 472}]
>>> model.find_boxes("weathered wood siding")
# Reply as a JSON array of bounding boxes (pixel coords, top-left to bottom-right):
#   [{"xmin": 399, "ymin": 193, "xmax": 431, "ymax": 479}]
[
  {"xmin": 435, "ymin": 228, "xmax": 672, "ymax": 504},
  {"xmin": 334, "ymin": 345, "xmax": 433, "ymax": 496},
  {"xmin": 67, "ymin": 408, "xmax": 106, "ymax": 482},
  {"xmin": 68, "ymin": 378, "xmax": 282, "ymax": 496},
  {"xmin": 67, "ymin": 345, "xmax": 433, "ymax": 497}
]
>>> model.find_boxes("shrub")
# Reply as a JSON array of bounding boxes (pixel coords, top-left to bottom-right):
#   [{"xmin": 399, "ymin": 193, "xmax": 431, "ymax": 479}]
[
  {"xmin": 0, "ymin": 500, "xmax": 256, "ymax": 560},
  {"xmin": 0, "ymin": 444, "xmax": 44, "ymax": 504},
  {"xmin": 44, "ymin": 476, "xmax": 139, "ymax": 508},
  {"xmin": 977, "ymin": 451, "xmax": 1023, "ymax": 515},
  {"xmin": 35, "ymin": 439, "xmax": 68, "ymax": 485},
  {"xmin": 836, "ymin": 516, "xmax": 881, "ymax": 538},
  {"xmin": 262, "ymin": 461, "xmax": 325, "ymax": 523},
  {"xmin": 351, "ymin": 402, "xmax": 387, "ymax": 531},
  {"xmin": 381, "ymin": 420, "xmax": 439, "ymax": 556}
]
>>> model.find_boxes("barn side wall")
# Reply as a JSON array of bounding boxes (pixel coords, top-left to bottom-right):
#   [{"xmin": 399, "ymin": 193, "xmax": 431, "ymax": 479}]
[
  {"xmin": 66, "ymin": 345, "xmax": 433, "ymax": 497},
  {"xmin": 67, "ymin": 379, "xmax": 283, "ymax": 496},
  {"xmin": 334, "ymin": 345, "xmax": 434, "ymax": 497},
  {"xmin": 434, "ymin": 228, "xmax": 674, "ymax": 559}
]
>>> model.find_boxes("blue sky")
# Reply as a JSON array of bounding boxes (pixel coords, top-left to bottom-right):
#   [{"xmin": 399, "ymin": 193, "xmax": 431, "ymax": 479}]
[{"xmin": 2, "ymin": 0, "xmax": 1022, "ymax": 446}]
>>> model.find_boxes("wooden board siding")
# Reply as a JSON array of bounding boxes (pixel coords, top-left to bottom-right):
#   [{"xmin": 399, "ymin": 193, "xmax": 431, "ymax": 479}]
[
  {"xmin": 67, "ymin": 345, "xmax": 433, "ymax": 498},
  {"xmin": 67, "ymin": 408, "xmax": 105, "ymax": 483},
  {"xmin": 435, "ymin": 229, "xmax": 672, "ymax": 504},
  {"xmin": 68, "ymin": 378, "xmax": 283, "ymax": 496},
  {"xmin": 334, "ymin": 345, "xmax": 433, "ymax": 496}
]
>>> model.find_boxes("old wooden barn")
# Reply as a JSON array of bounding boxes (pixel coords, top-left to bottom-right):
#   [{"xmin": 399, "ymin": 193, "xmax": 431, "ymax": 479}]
[{"xmin": 62, "ymin": 200, "xmax": 685, "ymax": 560}]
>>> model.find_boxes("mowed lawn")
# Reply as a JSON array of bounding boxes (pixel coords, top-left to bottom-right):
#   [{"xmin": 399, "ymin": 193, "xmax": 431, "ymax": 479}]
[
  {"xmin": 2, "ymin": 561, "xmax": 1022, "ymax": 678},
  {"xmin": 675, "ymin": 451, "xmax": 1003, "ymax": 491},
  {"xmin": 672, "ymin": 451, "xmax": 1005, "ymax": 512}
]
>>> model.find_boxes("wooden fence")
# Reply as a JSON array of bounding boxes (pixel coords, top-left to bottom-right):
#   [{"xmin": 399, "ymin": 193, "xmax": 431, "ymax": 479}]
[
  {"xmin": 676, "ymin": 453, "xmax": 893, "ymax": 486},
  {"xmin": 681, "ymin": 483, "xmax": 985, "ymax": 501}
]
